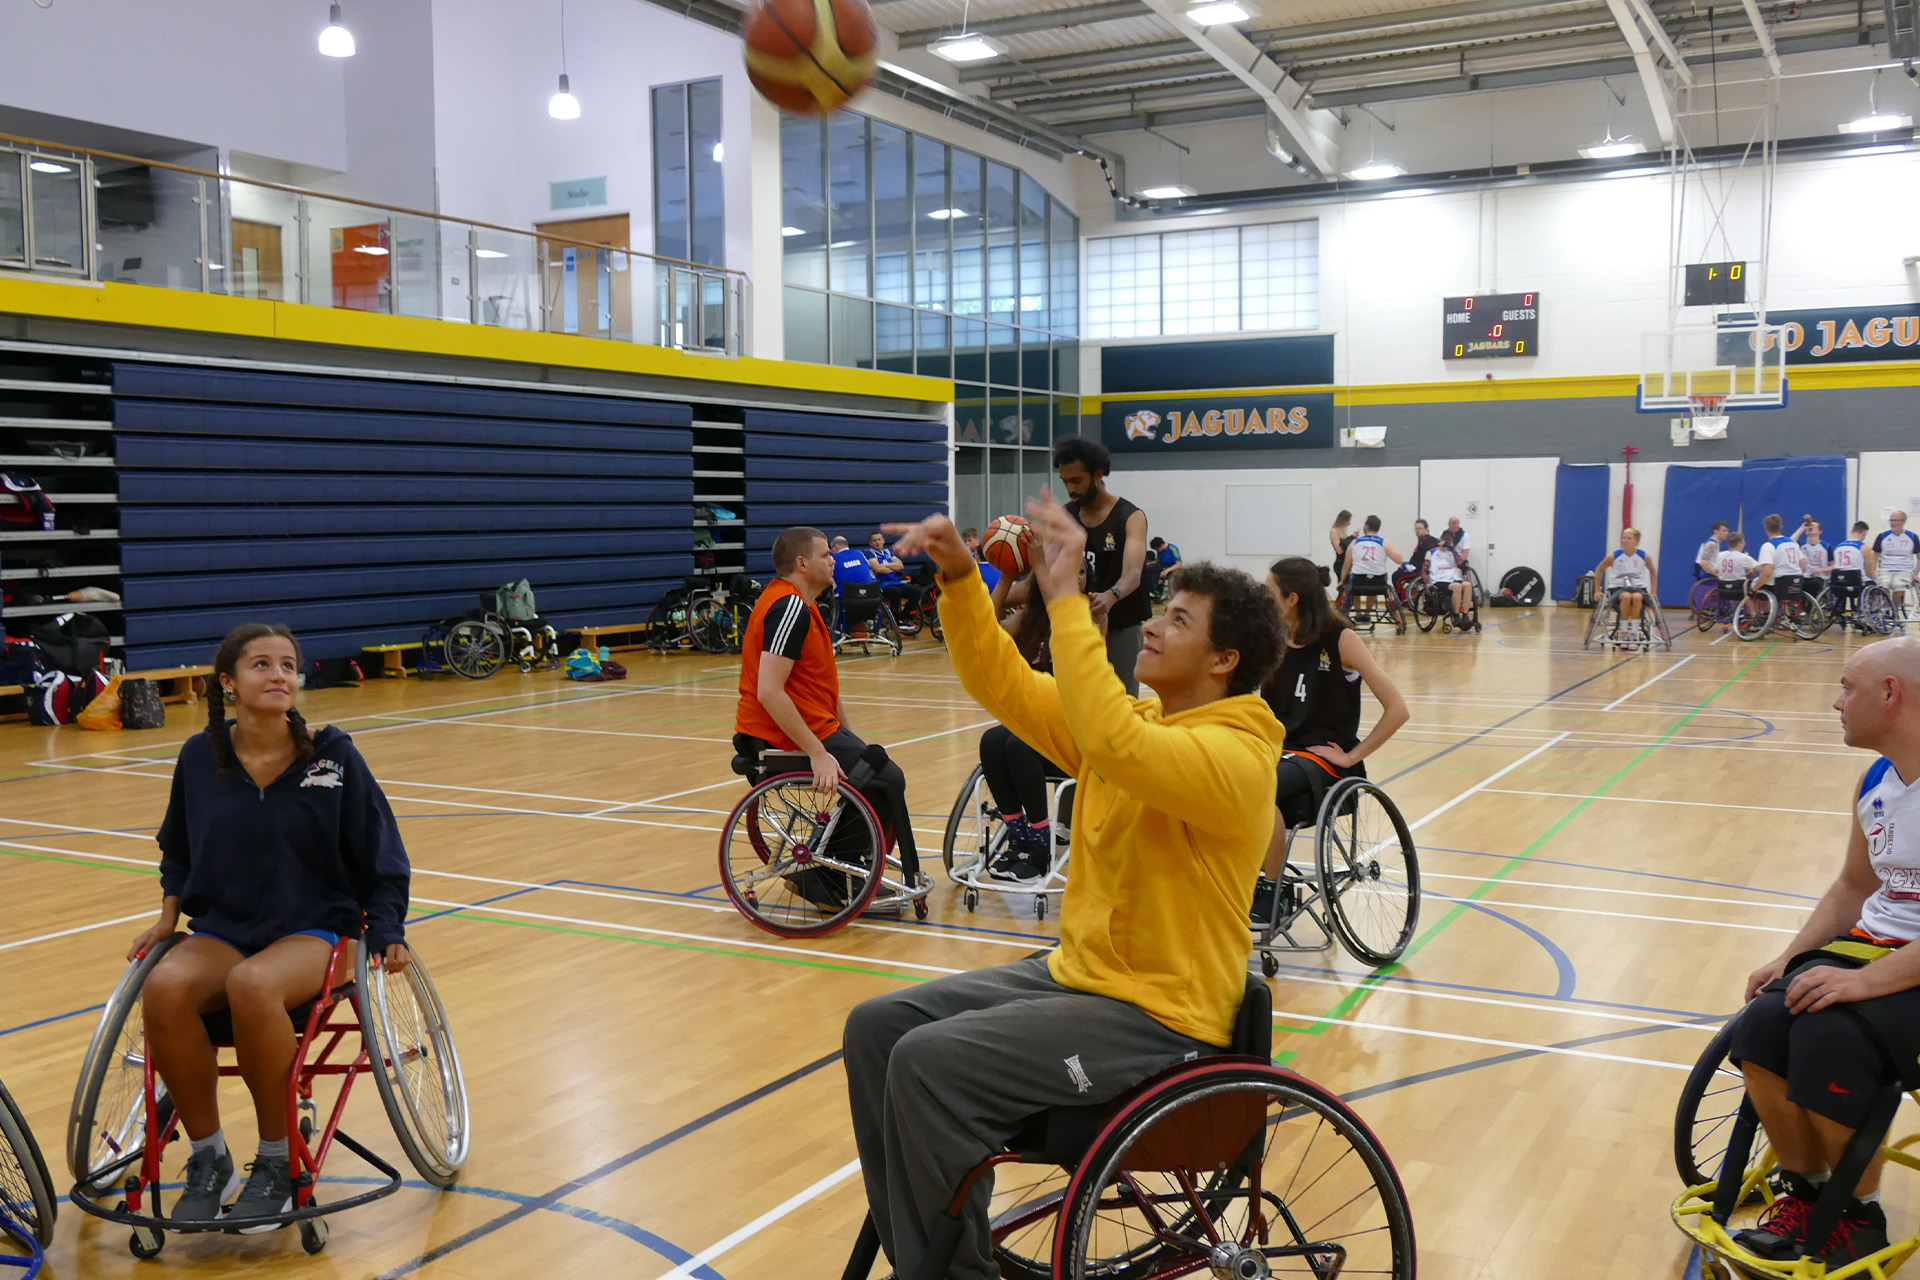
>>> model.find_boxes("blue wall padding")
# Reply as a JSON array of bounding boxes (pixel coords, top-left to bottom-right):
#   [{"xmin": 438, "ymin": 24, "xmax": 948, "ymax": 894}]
[
  {"xmin": 112, "ymin": 362, "xmax": 695, "ymax": 665},
  {"xmin": 1657, "ymin": 466, "xmax": 1744, "ymax": 605},
  {"xmin": 1552, "ymin": 464, "xmax": 1609, "ymax": 600},
  {"xmin": 1740, "ymin": 455, "xmax": 1847, "ymax": 556}
]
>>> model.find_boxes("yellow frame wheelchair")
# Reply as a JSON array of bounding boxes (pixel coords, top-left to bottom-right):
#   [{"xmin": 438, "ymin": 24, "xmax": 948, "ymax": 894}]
[{"xmin": 1673, "ymin": 1017, "xmax": 1920, "ymax": 1280}]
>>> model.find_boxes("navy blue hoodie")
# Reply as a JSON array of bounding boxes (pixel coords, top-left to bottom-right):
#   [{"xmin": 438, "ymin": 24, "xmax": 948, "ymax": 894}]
[{"xmin": 157, "ymin": 724, "xmax": 410, "ymax": 954}]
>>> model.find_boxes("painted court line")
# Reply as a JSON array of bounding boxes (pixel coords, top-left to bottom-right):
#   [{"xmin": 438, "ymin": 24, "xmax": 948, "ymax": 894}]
[
  {"xmin": 1600, "ymin": 655, "xmax": 1695, "ymax": 712},
  {"xmin": 1478, "ymin": 787, "xmax": 1848, "ymax": 817},
  {"xmin": 1403, "ymin": 733, "xmax": 1572, "ymax": 833},
  {"xmin": 1272, "ymin": 971, "xmax": 1715, "ymax": 1031},
  {"xmin": 0, "ymin": 910, "xmax": 153, "ymax": 953},
  {"xmin": 1427, "ymin": 892, "xmax": 1798, "ymax": 934},
  {"xmin": 1273, "ymin": 1012, "xmax": 1693, "ymax": 1071},
  {"xmin": 1415, "ymin": 868, "xmax": 1809, "ymax": 912},
  {"xmin": 652, "ymin": 1159, "xmax": 863, "ymax": 1280}
]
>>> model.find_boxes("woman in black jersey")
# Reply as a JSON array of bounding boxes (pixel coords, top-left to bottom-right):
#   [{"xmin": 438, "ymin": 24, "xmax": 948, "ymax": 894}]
[
  {"xmin": 1251, "ymin": 558, "xmax": 1409, "ymax": 923},
  {"xmin": 1329, "ymin": 511, "xmax": 1354, "ymax": 583}
]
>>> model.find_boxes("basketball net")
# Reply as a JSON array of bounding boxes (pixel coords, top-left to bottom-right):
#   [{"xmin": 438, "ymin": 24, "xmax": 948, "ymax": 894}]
[{"xmin": 1688, "ymin": 395, "xmax": 1729, "ymax": 440}]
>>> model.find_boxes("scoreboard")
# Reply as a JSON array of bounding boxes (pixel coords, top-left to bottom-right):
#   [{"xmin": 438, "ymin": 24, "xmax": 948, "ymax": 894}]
[
  {"xmin": 1684, "ymin": 261, "xmax": 1747, "ymax": 306},
  {"xmin": 1443, "ymin": 292, "xmax": 1539, "ymax": 359}
]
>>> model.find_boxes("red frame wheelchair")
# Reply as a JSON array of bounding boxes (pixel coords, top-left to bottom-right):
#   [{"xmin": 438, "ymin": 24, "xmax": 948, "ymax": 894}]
[
  {"xmin": 842, "ymin": 977, "xmax": 1416, "ymax": 1280},
  {"xmin": 65, "ymin": 932, "xmax": 468, "ymax": 1258}
]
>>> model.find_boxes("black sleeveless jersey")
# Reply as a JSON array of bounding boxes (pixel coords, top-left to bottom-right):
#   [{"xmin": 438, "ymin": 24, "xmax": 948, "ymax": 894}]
[
  {"xmin": 1261, "ymin": 625, "xmax": 1362, "ymax": 758},
  {"xmin": 1071, "ymin": 494, "xmax": 1151, "ymax": 629}
]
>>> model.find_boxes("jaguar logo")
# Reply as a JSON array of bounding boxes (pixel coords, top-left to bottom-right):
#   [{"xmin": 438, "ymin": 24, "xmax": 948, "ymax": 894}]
[{"xmin": 1125, "ymin": 410, "xmax": 1161, "ymax": 441}]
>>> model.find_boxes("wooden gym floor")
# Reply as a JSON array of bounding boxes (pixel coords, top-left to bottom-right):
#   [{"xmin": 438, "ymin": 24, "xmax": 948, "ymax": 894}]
[{"xmin": 0, "ymin": 603, "xmax": 1900, "ymax": 1279}]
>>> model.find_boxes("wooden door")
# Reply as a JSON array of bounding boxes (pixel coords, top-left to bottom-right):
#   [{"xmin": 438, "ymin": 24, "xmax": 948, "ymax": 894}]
[
  {"xmin": 536, "ymin": 215, "xmax": 631, "ymax": 339},
  {"xmin": 230, "ymin": 218, "xmax": 284, "ymax": 300}
]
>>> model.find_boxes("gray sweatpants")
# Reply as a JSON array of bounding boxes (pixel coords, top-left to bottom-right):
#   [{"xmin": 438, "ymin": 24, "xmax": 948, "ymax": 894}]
[{"xmin": 843, "ymin": 956, "xmax": 1210, "ymax": 1280}]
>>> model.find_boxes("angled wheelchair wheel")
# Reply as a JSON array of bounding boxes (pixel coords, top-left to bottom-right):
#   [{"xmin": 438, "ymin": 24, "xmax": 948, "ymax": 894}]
[
  {"xmin": 1675, "ymin": 1020, "xmax": 1766, "ymax": 1200},
  {"xmin": 0, "ymin": 1075, "xmax": 56, "ymax": 1247},
  {"xmin": 1315, "ymin": 778, "xmax": 1420, "ymax": 965},
  {"xmin": 941, "ymin": 764, "xmax": 999, "ymax": 879},
  {"xmin": 1056, "ymin": 1064, "xmax": 1414, "ymax": 1280},
  {"xmin": 720, "ymin": 773, "xmax": 887, "ymax": 937},
  {"xmin": 445, "ymin": 620, "xmax": 506, "ymax": 679},
  {"xmin": 1791, "ymin": 594, "xmax": 1828, "ymax": 641},
  {"xmin": 876, "ymin": 605, "xmax": 904, "ymax": 657},
  {"xmin": 1582, "ymin": 599, "xmax": 1607, "ymax": 649},
  {"xmin": 1733, "ymin": 591, "xmax": 1777, "ymax": 642},
  {"xmin": 988, "ymin": 1163, "xmax": 1070, "ymax": 1280},
  {"xmin": 68, "ymin": 933, "xmax": 179, "ymax": 1192},
  {"xmin": 1861, "ymin": 585, "xmax": 1898, "ymax": 636},
  {"xmin": 357, "ymin": 944, "xmax": 469, "ymax": 1188},
  {"xmin": 1694, "ymin": 586, "xmax": 1722, "ymax": 633},
  {"xmin": 1414, "ymin": 589, "xmax": 1440, "ymax": 633},
  {"xmin": 688, "ymin": 598, "xmax": 731, "ymax": 655}
]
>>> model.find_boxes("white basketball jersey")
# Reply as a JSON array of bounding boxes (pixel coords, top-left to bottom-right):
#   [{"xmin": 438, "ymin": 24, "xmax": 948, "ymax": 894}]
[
  {"xmin": 1350, "ymin": 534, "xmax": 1389, "ymax": 576},
  {"xmin": 1716, "ymin": 550, "xmax": 1757, "ymax": 581},
  {"xmin": 1834, "ymin": 540, "xmax": 1867, "ymax": 573},
  {"xmin": 1877, "ymin": 530, "xmax": 1918, "ymax": 573},
  {"xmin": 1760, "ymin": 536, "xmax": 1804, "ymax": 576},
  {"xmin": 1605, "ymin": 550, "xmax": 1650, "ymax": 589},
  {"xmin": 1858, "ymin": 757, "xmax": 1920, "ymax": 943},
  {"xmin": 1426, "ymin": 546, "xmax": 1460, "ymax": 583}
]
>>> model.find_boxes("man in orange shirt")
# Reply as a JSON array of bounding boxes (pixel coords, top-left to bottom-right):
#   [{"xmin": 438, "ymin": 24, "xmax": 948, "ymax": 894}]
[{"xmin": 735, "ymin": 524, "xmax": 909, "ymax": 803}]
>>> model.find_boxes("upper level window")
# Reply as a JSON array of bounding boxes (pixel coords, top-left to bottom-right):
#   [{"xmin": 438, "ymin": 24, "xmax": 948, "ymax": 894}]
[
  {"xmin": 652, "ymin": 79, "xmax": 724, "ymax": 267},
  {"xmin": 1086, "ymin": 219, "xmax": 1317, "ymax": 340}
]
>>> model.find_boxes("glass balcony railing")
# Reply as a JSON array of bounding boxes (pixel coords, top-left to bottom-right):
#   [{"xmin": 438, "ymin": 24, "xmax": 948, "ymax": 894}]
[{"xmin": 0, "ymin": 133, "xmax": 748, "ymax": 357}]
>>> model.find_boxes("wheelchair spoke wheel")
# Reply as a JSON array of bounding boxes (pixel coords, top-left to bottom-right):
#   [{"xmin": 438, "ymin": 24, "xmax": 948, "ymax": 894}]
[
  {"xmin": 1733, "ymin": 592, "xmax": 1777, "ymax": 642},
  {"xmin": 720, "ymin": 775, "xmax": 887, "ymax": 937},
  {"xmin": 0, "ymin": 1077, "xmax": 55, "ymax": 1247},
  {"xmin": 357, "ymin": 946, "xmax": 469, "ymax": 1188},
  {"xmin": 445, "ymin": 620, "xmax": 506, "ymax": 679},
  {"xmin": 1791, "ymin": 596, "xmax": 1828, "ymax": 641},
  {"xmin": 1059, "ymin": 1066, "xmax": 1414, "ymax": 1280},
  {"xmin": 1675, "ymin": 1021, "xmax": 1764, "ymax": 1195},
  {"xmin": 1315, "ymin": 780, "xmax": 1420, "ymax": 965},
  {"xmin": 990, "ymin": 1163, "xmax": 1071, "ymax": 1280},
  {"xmin": 877, "ymin": 606, "xmax": 904, "ymax": 657},
  {"xmin": 1694, "ymin": 586, "xmax": 1722, "ymax": 632},
  {"xmin": 941, "ymin": 764, "xmax": 999, "ymax": 878},
  {"xmin": 68, "ymin": 934, "xmax": 179, "ymax": 1191},
  {"xmin": 1414, "ymin": 591, "xmax": 1439, "ymax": 633},
  {"xmin": 688, "ymin": 599, "xmax": 730, "ymax": 654},
  {"xmin": 1862, "ymin": 585, "xmax": 1897, "ymax": 635}
]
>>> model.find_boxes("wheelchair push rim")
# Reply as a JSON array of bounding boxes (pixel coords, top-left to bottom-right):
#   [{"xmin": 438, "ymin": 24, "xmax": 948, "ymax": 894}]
[
  {"xmin": 444, "ymin": 619, "xmax": 506, "ymax": 679},
  {"xmin": 357, "ymin": 944, "xmax": 470, "ymax": 1187},
  {"xmin": 67, "ymin": 933, "xmax": 180, "ymax": 1192},
  {"xmin": 1674, "ymin": 1020, "xmax": 1767, "ymax": 1194},
  {"xmin": 941, "ymin": 764, "xmax": 993, "ymax": 879},
  {"xmin": 720, "ymin": 772, "xmax": 888, "ymax": 937},
  {"xmin": 1055, "ymin": 1063, "xmax": 1415, "ymax": 1280},
  {"xmin": 1315, "ymin": 778, "xmax": 1420, "ymax": 966},
  {"xmin": 0, "ymin": 1077, "xmax": 56, "ymax": 1250}
]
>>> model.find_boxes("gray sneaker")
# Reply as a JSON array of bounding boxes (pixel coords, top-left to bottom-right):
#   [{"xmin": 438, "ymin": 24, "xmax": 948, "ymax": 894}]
[
  {"xmin": 228, "ymin": 1156, "xmax": 294, "ymax": 1233},
  {"xmin": 170, "ymin": 1145, "xmax": 240, "ymax": 1224}
]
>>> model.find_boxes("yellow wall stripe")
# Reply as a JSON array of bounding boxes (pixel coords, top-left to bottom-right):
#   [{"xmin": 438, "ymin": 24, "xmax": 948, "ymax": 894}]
[{"xmin": 0, "ymin": 275, "xmax": 954, "ymax": 405}]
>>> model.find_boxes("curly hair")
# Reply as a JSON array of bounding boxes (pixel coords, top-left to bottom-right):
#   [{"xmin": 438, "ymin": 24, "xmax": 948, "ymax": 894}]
[
  {"xmin": 1166, "ymin": 562, "xmax": 1284, "ymax": 697},
  {"xmin": 207, "ymin": 623, "xmax": 313, "ymax": 775},
  {"xmin": 1051, "ymin": 435, "xmax": 1112, "ymax": 478}
]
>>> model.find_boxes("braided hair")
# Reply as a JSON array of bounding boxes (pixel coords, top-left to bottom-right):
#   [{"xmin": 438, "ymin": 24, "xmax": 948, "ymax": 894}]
[{"xmin": 207, "ymin": 623, "xmax": 314, "ymax": 775}]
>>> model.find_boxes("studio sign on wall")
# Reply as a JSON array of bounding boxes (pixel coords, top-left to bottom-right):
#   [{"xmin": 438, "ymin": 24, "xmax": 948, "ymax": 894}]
[{"xmin": 1101, "ymin": 392, "xmax": 1336, "ymax": 454}]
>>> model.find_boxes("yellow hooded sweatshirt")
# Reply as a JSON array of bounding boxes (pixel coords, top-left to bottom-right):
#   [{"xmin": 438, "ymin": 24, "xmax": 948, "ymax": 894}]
[{"xmin": 941, "ymin": 563, "xmax": 1285, "ymax": 1046}]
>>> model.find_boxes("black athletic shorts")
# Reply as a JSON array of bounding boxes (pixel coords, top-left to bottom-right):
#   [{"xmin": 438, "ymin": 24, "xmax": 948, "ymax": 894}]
[
  {"xmin": 1729, "ymin": 949, "xmax": 1920, "ymax": 1129},
  {"xmin": 1771, "ymin": 574, "xmax": 1803, "ymax": 600},
  {"xmin": 1275, "ymin": 753, "xmax": 1358, "ymax": 829},
  {"xmin": 1347, "ymin": 573, "xmax": 1391, "ymax": 597}
]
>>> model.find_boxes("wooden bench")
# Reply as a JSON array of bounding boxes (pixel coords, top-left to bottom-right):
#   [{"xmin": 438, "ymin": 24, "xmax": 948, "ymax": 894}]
[
  {"xmin": 363, "ymin": 641, "xmax": 423, "ymax": 678},
  {"xmin": 125, "ymin": 665, "xmax": 213, "ymax": 705},
  {"xmin": 570, "ymin": 623, "xmax": 652, "ymax": 654}
]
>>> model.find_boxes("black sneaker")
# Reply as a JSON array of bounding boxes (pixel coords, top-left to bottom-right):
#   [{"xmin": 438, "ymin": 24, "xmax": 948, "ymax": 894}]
[
  {"xmin": 1250, "ymin": 877, "xmax": 1278, "ymax": 926},
  {"xmin": 1733, "ymin": 1171, "xmax": 1820, "ymax": 1259},
  {"xmin": 987, "ymin": 823, "xmax": 1031, "ymax": 879},
  {"xmin": 228, "ymin": 1156, "xmax": 293, "ymax": 1233},
  {"xmin": 990, "ymin": 834, "xmax": 1049, "ymax": 883},
  {"xmin": 1813, "ymin": 1199, "xmax": 1890, "ymax": 1269},
  {"xmin": 169, "ymin": 1145, "xmax": 239, "ymax": 1224}
]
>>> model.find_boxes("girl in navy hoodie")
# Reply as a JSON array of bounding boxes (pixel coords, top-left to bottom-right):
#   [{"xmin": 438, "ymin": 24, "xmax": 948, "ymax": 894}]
[{"xmin": 126, "ymin": 623, "xmax": 411, "ymax": 1229}]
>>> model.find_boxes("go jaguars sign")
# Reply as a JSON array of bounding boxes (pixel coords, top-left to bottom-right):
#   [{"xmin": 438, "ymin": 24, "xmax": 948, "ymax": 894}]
[{"xmin": 1099, "ymin": 391, "xmax": 1336, "ymax": 455}]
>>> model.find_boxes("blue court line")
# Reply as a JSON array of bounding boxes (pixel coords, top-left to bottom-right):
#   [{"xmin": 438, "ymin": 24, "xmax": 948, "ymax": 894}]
[
  {"xmin": 410, "ymin": 886, "xmax": 540, "ymax": 924},
  {"xmin": 1379, "ymin": 657, "xmax": 1636, "ymax": 787},
  {"xmin": 0, "ymin": 1004, "xmax": 103, "ymax": 1038},
  {"xmin": 374, "ymin": 1048, "xmax": 847, "ymax": 1279},
  {"xmin": 1414, "ymin": 842, "xmax": 1821, "ymax": 900},
  {"xmin": 1445, "ymin": 899, "xmax": 1578, "ymax": 999}
]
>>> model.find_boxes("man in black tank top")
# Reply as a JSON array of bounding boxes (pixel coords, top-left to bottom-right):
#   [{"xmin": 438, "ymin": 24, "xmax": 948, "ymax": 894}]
[{"xmin": 1055, "ymin": 437, "xmax": 1151, "ymax": 695}]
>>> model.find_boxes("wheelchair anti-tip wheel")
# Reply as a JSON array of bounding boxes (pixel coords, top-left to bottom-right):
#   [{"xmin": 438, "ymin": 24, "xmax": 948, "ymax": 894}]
[
  {"xmin": 0, "ymin": 1074, "xmax": 56, "ymax": 1250},
  {"xmin": 1316, "ymin": 778, "xmax": 1420, "ymax": 965},
  {"xmin": 445, "ymin": 619, "xmax": 506, "ymax": 679},
  {"xmin": 67, "ymin": 934, "xmax": 179, "ymax": 1193},
  {"xmin": 356, "ymin": 945, "xmax": 470, "ymax": 1188},
  {"xmin": 1674, "ymin": 1020, "xmax": 1766, "ymax": 1199},
  {"xmin": 1055, "ymin": 1064, "xmax": 1416, "ymax": 1280},
  {"xmin": 720, "ymin": 772, "xmax": 887, "ymax": 937}
]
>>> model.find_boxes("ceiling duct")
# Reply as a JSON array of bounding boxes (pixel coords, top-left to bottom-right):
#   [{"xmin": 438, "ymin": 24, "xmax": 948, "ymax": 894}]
[{"xmin": 1888, "ymin": 0, "xmax": 1919, "ymax": 59}]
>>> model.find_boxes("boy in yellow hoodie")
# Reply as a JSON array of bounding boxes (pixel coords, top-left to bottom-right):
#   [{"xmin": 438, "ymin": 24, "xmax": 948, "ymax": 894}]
[{"xmin": 845, "ymin": 495, "xmax": 1286, "ymax": 1280}]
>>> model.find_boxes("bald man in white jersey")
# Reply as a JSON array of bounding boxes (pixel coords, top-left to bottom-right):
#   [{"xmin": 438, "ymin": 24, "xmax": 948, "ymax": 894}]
[{"xmin": 1727, "ymin": 639, "xmax": 1920, "ymax": 1268}]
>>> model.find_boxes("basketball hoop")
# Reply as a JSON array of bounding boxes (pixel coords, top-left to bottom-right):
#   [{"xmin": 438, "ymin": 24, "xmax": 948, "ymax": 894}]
[{"xmin": 1688, "ymin": 394, "xmax": 1729, "ymax": 439}]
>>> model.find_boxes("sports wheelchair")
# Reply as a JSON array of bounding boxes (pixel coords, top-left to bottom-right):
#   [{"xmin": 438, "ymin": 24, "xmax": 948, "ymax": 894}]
[
  {"xmin": 422, "ymin": 594, "xmax": 562, "ymax": 678},
  {"xmin": 66, "ymin": 933, "xmax": 468, "ymax": 1258},
  {"xmin": 646, "ymin": 576, "xmax": 736, "ymax": 656},
  {"xmin": 842, "ymin": 975, "xmax": 1416, "ymax": 1280},
  {"xmin": 1583, "ymin": 586, "xmax": 1673, "ymax": 651},
  {"xmin": 718, "ymin": 737, "xmax": 932, "ymax": 937},
  {"xmin": 829, "ymin": 582, "xmax": 904, "ymax": 659},
  {"xmin": 941, "ymin": 763, "xmax": 1075, "ymax": 920},
  {"xmin": 1412, "ymin": 575, "xmax": 1481, "ymax": 635},
  {"xmin": 1726, "ymin": 583, "xmax": 1830, "ymax": 643},
  {"xmin": 1340, "ymin": 574, "xmax": 1407, "ymax": 636},
  {"xmin": 0, "ymin": 1075, "xmax": 54, "ymax": 1278},
  {"xmin": 1252, "ymin": 773, "xmax": 1421, "ymax": 976},
  {"xmin": 1673, "ymin": 1008, "xmax": 1920, "ymax": 1280},
  {"xmin": 1823, "ymin": 579, "xmax": 1899, "ymax": 637}
]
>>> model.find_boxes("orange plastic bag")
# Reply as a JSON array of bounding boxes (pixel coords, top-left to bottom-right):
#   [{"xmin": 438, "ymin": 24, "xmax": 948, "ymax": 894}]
[{"xmin": 77, "ymin": 674, "xmax": 125, "ymax": 731}]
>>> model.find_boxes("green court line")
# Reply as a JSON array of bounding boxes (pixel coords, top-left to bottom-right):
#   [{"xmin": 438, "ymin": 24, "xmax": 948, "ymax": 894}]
[
  {"xmin": 450, "ymin": 910, "xmax": 937, "ymax": 984},
  {"xmin": 0, "ymin": 846, "xmax": 157, "ymax": 874},
  {"xmin": 1284, "ymin": 642, "xmax": 1778, "ymax": 1037}
]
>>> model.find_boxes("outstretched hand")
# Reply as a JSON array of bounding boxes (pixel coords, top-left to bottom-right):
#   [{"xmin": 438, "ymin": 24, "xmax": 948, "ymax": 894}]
[
  {"xmin": 884, "ymin": 515, "xmax": 974, "ymax": 580},
  {"xmin": 1024, "ymin": 489, "xmax": 1088, "ymax": 604}
]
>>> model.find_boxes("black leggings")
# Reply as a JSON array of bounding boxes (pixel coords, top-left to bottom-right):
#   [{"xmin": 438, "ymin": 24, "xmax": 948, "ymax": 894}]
[{"xmin": 978, "ymin": 725, "xmax": 1069, "ymax": 824}]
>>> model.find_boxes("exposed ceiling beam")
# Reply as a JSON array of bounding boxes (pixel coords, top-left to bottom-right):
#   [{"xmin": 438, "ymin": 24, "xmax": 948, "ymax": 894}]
[
  {"xmin": 1622, "ymin": 0, "xmax": 1694, "ymax": 84},
  {"xmin": 1066, "ymin": 100, "xmax": 1272, "ymax": 136},
  {"xmin": 1603, "ymin": 0, "xmax": 1680, "ymax": 143},
  {"xmin": 959, "ymin": 39, "xmax": 1193, "ymax": 82},
  {"xmin": 897, "ymin": 0, "xmax": 1147, "ymax": 48},
  {"xmin": 1737, "ymin": 0, "xmax": 1784, "ymax": 75},
  {"xmin": 1133, "ymin": 0, "xmax": 1338, "ymax": 175}
]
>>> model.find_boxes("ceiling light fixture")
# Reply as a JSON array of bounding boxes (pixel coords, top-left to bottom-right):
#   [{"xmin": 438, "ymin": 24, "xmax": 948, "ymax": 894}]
[
  {"xmin": 1137, "ymin": 184, "xmax": 1196, "ymax": 198},
  {"xmin": 548, "ymin": 0, "xmax": 580, "ymax": 119},
  {"xmin": 781, "ymin": 226, "xmax": 806, "ymax": 236},
  {"xmin": 27, "ymin": 160, "xmax": 71, "ymax": 174},
  {"xmin": 318, "ymin": 3, "xmax": 355, "ymax": 57},
  {"xmin": 475, "ymin": 248, "xmax": 509, "ymax": 258},
  {"xmin": 1580, "ymin": 136, "xmax": 1645, "ymax": 159},
  {"xmin": 1841, "ymin": 111, "xmax": 1913, "ymax": 133},
  {"xmin": 1345, "ymin": 162, "xmax": 1404, "ymax": 181},
  {"xmin": 931, "ymin": 34, "xmax": 1002, "ymax": 63},
  {"xmin": 1184, "ymin": 1, "xmax": 1250, "ymax": 25},
  {"xmin": 926, "ymin": 207, "xmax": 970, "ymax": 219},
  {"xmin": 711, "ymin": 141, "xmax": 724, "ymax": 163},
  {"xmin": 352, "ymin": 245, "xmax": 389, "ymax": 255}
]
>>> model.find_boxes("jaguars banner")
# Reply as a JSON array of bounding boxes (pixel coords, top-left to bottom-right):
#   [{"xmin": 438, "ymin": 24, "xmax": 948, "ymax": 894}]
[{"xmin": 1100, "ymin": 392, "xmax": 1336, "ymax": 455}]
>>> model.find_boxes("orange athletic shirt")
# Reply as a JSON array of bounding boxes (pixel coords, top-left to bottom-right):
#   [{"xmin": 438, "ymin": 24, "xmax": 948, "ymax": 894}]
[{"xmin": 735, "ymin": 578, "xmax": 841, "ymax": 749}]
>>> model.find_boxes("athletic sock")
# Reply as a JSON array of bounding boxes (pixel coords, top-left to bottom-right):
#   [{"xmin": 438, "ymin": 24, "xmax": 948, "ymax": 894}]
[
  {"xmin": 1856, "ymin": 1188, "xmax": 1880, "ymax": 1204},
  {"xmin": 190, "ymin": 1130, "xmax": 228, "ymax": 1160},
  {"xmin": 255, "ymin": 1137, "xmax": 289, "ymax": 1163},
  {"xmin": 1806, "ymin": 1170, "xmax": 1831, "ymax": 1188}
]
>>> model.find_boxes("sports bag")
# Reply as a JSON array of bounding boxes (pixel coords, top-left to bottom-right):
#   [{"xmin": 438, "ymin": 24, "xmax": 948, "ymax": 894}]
[
  {"xmin": 28, "ymin": 670, "xmax": 106, "ymax": 725},
  {"xmin": 495, "ymin": 579, "xmax": 537, "ymax": 621},
  {"xmin": 0, "ymin": 473, "xmax": 54, "ymax": 530},
  {"xmin": 77, "ymin": 673, "xmax": 127, "ymax": 731},
  {"xmin": 1574, "ymin": 572, "xmax": 1598, "ymax": 609},
  {"xmin": 31, "ymin": 612, "xmax": 108, "ymax": 676},
  {"xmin": 120, "ymin": 677, "xmax": 166, "ymax": 730}
]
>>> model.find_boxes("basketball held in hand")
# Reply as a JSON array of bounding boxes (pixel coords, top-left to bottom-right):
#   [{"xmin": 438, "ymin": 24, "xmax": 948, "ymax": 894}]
[
  {"xmin": 981, "ymin": 515, "xmax": 1033, "ymax": 576},
  {"xmin": 743, "ymin": 0, "xmax": 879, "ymax": 116}
]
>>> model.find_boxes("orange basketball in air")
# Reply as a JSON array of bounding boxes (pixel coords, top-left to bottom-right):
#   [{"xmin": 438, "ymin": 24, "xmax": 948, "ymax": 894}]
[
  {"xmin": 981, "ymin": 515, "xmax": 1033, "ymax": 576},
  {"xmin": 743, "ymin": 0, "xmax": 880, "ymax": 116}
]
